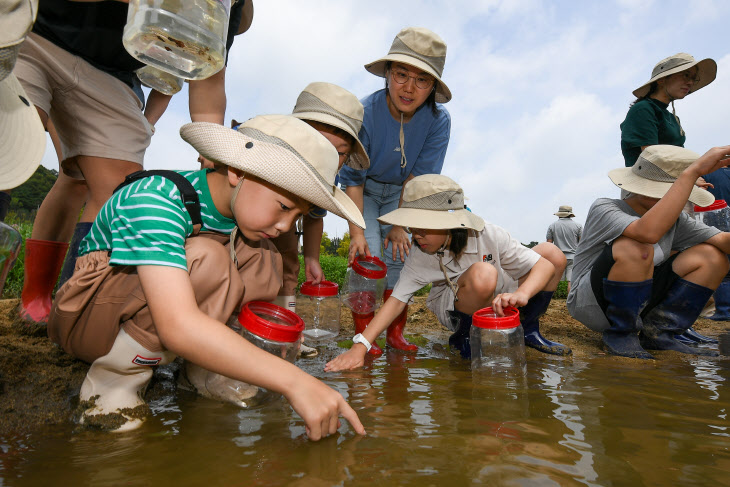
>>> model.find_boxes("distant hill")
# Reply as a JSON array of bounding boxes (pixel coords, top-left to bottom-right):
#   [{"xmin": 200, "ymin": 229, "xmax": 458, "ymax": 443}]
[{"xmin": 10, "ymin": 166, "xmax": 57, "ymax": 212}]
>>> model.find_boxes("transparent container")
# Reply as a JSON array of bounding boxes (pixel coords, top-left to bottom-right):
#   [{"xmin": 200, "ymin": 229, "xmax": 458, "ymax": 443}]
[
  {"xmin": 0, "ymin": 223, "xmax": 21, "ymax": 295},
  {"xmin": 297, "ymin": 280, "xmax": 341, "ymax": 342},
  {"xmin": 694, "ymin": 199, "xmax": 730, "ymax": 232},
  {"xmin": 218, "ymin": 301, "xmax": 304, "ymax": 408},
  {"xmin": 470, "ymin": 307, "xmax": 526, "ymax": 377},
  {"xmin": 340, "ymin": 256, "xmax": 387, "ymax": 315},
  {"xmin": 123, "ymin": 0, "xmax": 230, "ymax": 80},
  {"xmin": 136, "ymin": 64, "xmax": 184, "ymax": 95}
]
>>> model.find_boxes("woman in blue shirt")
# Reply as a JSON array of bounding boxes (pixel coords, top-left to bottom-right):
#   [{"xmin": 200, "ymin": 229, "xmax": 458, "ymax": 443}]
[{"xmin": 339, "ymin": 27, "xmax": 451, "ymax": 355}]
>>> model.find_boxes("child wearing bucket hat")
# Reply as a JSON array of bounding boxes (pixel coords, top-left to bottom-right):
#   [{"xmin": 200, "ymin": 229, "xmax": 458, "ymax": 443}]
[
  {"xmin": 620, "ymin": 53, "xmax": 717, "ymax": 167},
  {"xmin": 268, "ymin": 82, "xmax": 369, "ymax": 319},
  {"xmin": 47, "ymin": 115, "xmax": 366, "ymax": 438},
  {"xmin": 338, "ymin": 27, "xmax": 452, "ymax": 355},
  {"xmin": 325, "ymin": 174, "xmax": 570, "ymax": 372},
  {"xmin": 567, "ymin": 145, "xmax": 730, "ymax": 359}
]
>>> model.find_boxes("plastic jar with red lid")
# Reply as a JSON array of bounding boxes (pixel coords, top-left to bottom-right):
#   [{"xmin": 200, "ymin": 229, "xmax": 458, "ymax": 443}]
[
  {"xmin": 340, "ymin": 256, "xmax": 388, "ymax": 315},
  {"xmin": 469, "ymin": 307, "xmax": 526, "ymax": 376}
]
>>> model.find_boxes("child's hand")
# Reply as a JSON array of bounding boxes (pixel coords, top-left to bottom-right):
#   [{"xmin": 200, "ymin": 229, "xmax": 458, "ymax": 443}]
[
  {"xmin": 688, "ymin": 145, "xmax": 730, "ymax": 178},
  {"xmin": 492, "ymin": 291, "xmax": 530, "ymax": 315},
  {"xmin": 284, "ymin": 375, "xmax": 366, "ymax": 441},
  {"xmin": 304, "ymin": 258, "xmax": 324, "ymax": 285},
  {"xmin": 324, "ymin": 346, "xmax": 367, "ymax": 372},
  {"xmin": 348, "ymin": 234, "xmax": 371, "ymax": 265}
]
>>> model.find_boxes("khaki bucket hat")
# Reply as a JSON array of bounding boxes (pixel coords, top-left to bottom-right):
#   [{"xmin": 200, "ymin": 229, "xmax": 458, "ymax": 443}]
[
  {"xmin": 554, "ymin": 205, "xmax": 575, "ymax": 218},
  {"xmin": 179, "ymin": 115, "xmax": 365, "ymax": 229},
  {"xmin": 608, "ymin": 145, "xmax": 714, "ymax": 207},
  {"xmin": 378, "ymin": 174, "xmax": 484, "ymax": 231},
  {"xmin": 292, "ymin": 82, "xmax": 370, "ymax": 171},
  {"xmin": 365, "ymin": 27, "xmax": 451, "ymax": 103},
  {"xmin": 633, "ymin": 53, "xmax": 717, "ymax": 98},
  {"xmin": 0, "ymin": 0, "xmax": 45, "ymax": 189}
]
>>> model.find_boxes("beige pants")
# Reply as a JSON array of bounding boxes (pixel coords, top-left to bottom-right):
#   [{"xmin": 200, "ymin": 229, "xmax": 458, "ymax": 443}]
[{"xmin": 48, "ymin": 232, "xmax": 283, "ymax": 364}]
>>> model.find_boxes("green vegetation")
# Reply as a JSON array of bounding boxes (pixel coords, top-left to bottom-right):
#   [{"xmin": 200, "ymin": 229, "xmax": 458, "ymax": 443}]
[{"xmin": 2, "ymin": 215, "xmax": 33, "ymax": 299}]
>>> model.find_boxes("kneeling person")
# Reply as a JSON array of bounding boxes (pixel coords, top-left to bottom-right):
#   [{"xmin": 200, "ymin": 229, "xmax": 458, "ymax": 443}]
[{"xmin": 567, "ymin": 145, "xmax": 730, "ymax": 359}]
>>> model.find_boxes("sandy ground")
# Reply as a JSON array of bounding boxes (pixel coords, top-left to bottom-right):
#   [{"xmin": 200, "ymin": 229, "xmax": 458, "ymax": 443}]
[{"xmin": 1, "ymin": 297, "xmax": 727, "ymax": 437}]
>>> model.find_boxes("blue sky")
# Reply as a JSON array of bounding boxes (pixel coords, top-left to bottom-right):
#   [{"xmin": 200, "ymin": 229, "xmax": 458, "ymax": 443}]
[{"xmin": 39, "ymin": 0, "xmax": 730, "ymax": 244}]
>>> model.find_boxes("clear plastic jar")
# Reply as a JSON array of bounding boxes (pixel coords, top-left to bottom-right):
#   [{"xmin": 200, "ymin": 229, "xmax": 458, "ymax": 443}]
[
  {"xmin": 297, "ymin": 280, "xmax": 341, "ymax": 342},
  {"xmin": 136, "ymin": 64, "xmax": 184, "ymax": 95},
  {"xmin": 122, "ymin": 0, "xmax": 230, "ymax": 80},
  {"xmin": 0, "ymin": 222, "xmax": 21, "ymax": 295},
  {"xmin": 470, "ymin": 307, "xmax": 526, "ymax": 377},
  {"xmin": 340, "ymin": 256, "xmax": 387, "ymax": 315},
  {"xmin": 694, "ymin": 199, "xmax": 730, "ymax": 232},
  {"xmin": 222, "ymin": 301, "xmax": 304, "ymax": 407}
]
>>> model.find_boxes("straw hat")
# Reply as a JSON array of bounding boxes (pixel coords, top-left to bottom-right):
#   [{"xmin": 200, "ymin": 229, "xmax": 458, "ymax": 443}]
[
  {"xmin": 608, "ymin": 145, "xmax": 714, "ymax": 207},
  {"xmin": 0, "ymin": 0, "xmax": 44, "ymax": 189},
  {"xmin": 365, "ymin": 27, "xmax": 451, "ymax": 103},
  {"xmin": 633, "ymin": 53, "xmax": 717, "ymax": 99},
  {"xmin": 179, "ymin": 115, "xmax": 365, "ymax": 229},
  {"xmin": 292, "ymin": 82, "xmax": 370, "ymax": 171},
  {"xmin": 554, "ymin": 205, "xmax": 575, "ymax": 218},
  {"xmin": 378, "ymin": 174, "xmax": 484, "ymax": 231}
]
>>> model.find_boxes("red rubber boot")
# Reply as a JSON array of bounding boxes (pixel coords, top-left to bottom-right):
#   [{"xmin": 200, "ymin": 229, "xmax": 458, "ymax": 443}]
[
  {"xmin": 384, "ymin": 289, "xmax": 417, "ymax": 351},
  {"xmin": 352, "ymin": 311, "xmax": 383, "ymax": 356},
  {"xmin": 18, "ymin": 239, "xmax": 69, "ymax": 324}
]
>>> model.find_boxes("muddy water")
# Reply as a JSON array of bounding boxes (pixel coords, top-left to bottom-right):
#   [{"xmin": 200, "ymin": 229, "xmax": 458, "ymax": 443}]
[{"xmin": 1, "ymin": 339, "xmax": 729, "ymax": 486}]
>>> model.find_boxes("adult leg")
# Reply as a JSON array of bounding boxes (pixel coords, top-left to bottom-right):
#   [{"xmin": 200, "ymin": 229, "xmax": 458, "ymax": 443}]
[
  {"xmin": 518, "ymin": 242, "xmax": 572, "ymax": 355},
  {"xmin": 448, "ymin": 262, "xmax": 498, "ymax": 359},
  {"xmin": 640, "ymin": 243, "xmax": 725, "ymax": 355}
]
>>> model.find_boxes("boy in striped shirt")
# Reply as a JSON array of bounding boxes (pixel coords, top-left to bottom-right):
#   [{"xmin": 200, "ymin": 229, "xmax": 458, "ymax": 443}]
[{"xmin": 48, "ymin": 115, "xmax": 366, "ymax": 439}]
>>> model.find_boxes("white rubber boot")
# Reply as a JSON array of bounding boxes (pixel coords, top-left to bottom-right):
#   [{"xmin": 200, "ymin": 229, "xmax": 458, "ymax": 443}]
[{"xmin": 79, "ymin": 328, "xmax": 176, "ymax": 432}]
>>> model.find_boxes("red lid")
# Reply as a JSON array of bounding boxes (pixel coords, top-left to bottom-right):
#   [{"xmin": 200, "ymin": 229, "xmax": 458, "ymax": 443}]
[
  {"xmin": 299, "ymin": 280, "xmax": 339, "ymax": 297},
  {"xmin": 351, "ymin": 256, "xmax": 387, "ymax": 279},
  {"xmin": 472, "ymin": 307, "xmax": 521, "ymax": 330},
  {"xmin": 694, "ymin": 199, "xmax": 728, "ymax": 212},
  {"xmin": 238, "ymin": 301, "xmax": 304, "ymax": 343}
]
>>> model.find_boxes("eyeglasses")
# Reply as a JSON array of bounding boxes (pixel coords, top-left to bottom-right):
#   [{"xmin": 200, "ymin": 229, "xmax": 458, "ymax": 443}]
[{"xmin": 390, "ymin": 68, "xmax": 435, "ymax": 90}]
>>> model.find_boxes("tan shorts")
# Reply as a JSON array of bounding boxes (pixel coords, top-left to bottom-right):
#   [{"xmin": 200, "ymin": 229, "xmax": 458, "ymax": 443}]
[
  {"xmin": 271, "ymin": 228, "xmax": 300, "ymax": 296},
  {"xmin": 14, "ymin": 33, "xmax": 153, "ymax": 178},
  {"xmin": 48, "ymin": 232, "xmax": 283, "ymax": 364}
]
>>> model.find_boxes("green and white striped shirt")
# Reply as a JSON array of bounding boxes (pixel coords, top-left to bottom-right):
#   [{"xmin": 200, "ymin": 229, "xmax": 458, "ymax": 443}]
[{"xmin": 79, "ymin": 170, "xmax": 236, "ymax": 270}]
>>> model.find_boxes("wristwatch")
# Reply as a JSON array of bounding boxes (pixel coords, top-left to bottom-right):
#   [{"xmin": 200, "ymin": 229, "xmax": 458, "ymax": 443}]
[{"xmin": 352, "ymin": 333, "xmax": 372, "ymax": 352}]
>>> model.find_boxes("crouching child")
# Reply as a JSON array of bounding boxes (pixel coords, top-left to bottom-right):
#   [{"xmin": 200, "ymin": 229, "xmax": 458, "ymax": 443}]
[
  {"xmin": 48, "ymin": 115, "xmax": 367, "ymax": 439},
  {"xmin": 325, "ymin": 174, "xmax": 569, "ymax": 372},
  {"xmin": 567, "ymin": 145, "xmax": 730, "ymax": 359}
]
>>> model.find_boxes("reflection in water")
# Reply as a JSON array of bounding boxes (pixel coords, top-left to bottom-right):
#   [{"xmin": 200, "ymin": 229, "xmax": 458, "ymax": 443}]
[{"xmin": 2, "ymin": 342, "xmax": 729, "ymax": 486}]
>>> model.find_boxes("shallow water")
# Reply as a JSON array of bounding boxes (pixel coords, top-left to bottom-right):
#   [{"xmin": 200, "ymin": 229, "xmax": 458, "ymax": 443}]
[{"xmin": 2, "ymin": 337, "xmax": 729, "ymax": 486}]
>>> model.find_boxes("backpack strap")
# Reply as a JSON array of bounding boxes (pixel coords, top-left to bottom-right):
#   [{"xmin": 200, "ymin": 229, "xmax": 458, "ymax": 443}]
[{"xmin": 114, "ymin": 170, "xmax": 202, "ymax": 235}]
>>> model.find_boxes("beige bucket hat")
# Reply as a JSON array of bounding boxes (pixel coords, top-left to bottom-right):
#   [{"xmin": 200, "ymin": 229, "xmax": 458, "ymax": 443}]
[
  {"xmin": 180, "ymin": 115, "xmax": 365, "ymax": 229},
  {"xmin": 0, "ymin": 0, "xmax": 45, "ymax": 189},
  {"xmin": 292, "ymin": 82, "xmax": 370, "ymax": 171},
  {"xmin": 608, "ymin": 145, "xmax": 714, "ymax": 207},
  {"xmin": 554, "ymin": 205, "xmax": 575, "ymax": 218},
  {"xmin": 633, "ymin": 53, "xmax": 717, "ymax": 98},
  {"xmin": 365, "ymin": 27, "xmax": 451, "ymax": 103},
  {"xmin": 378, "ymin": 174, "xmax": 484, "ymax": 231}
]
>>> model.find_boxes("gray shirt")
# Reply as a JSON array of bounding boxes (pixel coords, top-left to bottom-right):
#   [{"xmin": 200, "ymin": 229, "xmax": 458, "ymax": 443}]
[
  {"xmin": 567, "ymin": 198, "xmax": 720, "ymax": 331},
  {"xmin": 546, "ymin": 217, "xmax": 582, "ymax": 258}
]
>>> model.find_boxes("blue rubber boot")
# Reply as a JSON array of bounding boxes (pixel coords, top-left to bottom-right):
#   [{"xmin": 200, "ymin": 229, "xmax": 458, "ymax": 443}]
[
  {"xmin": 518, "ymin": 291, "xmax": 572, "ymax": 355},
  {"xmin": 641, "ymin": 278, "xmax": 718, "ymax": 357},
  {"xmin": 602, "ymin": 279, "xmax": 654, "ymax": 359},
  {"xmin": 448, "ymin": 310, "xmax": 473, "ymax": 359},
  {"xmin": 708, "ymin": 280, "xmax": 730, "ymax": 322},
  {"xmin": 57, "ymin": 222, "xmax": 93, "ymax": 288}
]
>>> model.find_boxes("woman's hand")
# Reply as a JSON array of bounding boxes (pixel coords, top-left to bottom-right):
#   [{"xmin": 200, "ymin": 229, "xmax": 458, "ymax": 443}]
[
  {"xmin": 696, "ymin": 177, "xmax": 714, "ymax": 190},
  {"xmin": 325, "ymin": 345, "xmax": 367, "ymax": 372},
  {"xmin": 348, "ymin": 233, "xmax": 371, "ymax": 265},
  {"xmin": 384, "ymin": 226, "xmax": 412, "ymax": 263},
  {"xmin": 304, "ymin": 257, "xmax": 324, "ymax": 285},
  {"xmin": 492, "ymin": 291, "xmax": 530, "ymax": 316}
]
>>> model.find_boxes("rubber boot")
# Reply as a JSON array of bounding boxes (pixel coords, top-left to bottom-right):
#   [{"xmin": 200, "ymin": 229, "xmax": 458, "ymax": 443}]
[
  {"xmin": 447, "ymin": 309, "xmax": 473, "ymax": 359},
  {"xmin": 18, "ymin": 239, "xmax": 69, "ymax": 325},
  {"xmin": 57, "ymin": 222, "xmax": 92, "ymax": 288},
  {"xmin": 602, "ymin": 279, "xmax": 655, "ymax": 359},
  {"xmin": 708, "ymin": 280, "xmax": 730, "ymax": 321},
  {"xmin": 353, "ymin": 311, "xmax": 382, "ymax": 356},
  {"xmin": 518, "ymin": 291, "xmax": 572, "ymax": 355},
  {"xmin": 80, "ymin": 328, "xmax": 176, "ymax": 432},
  {"xmin": 640, "ymin": 278, "xmax": 718, "ymax": 356},
  {"xmin": 384, "ymin": 289, "xmax": 417, "ymax": 351},
  {"xmin": 0, "ymin": 191, "xmax": 11, "ymax": 222}
]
